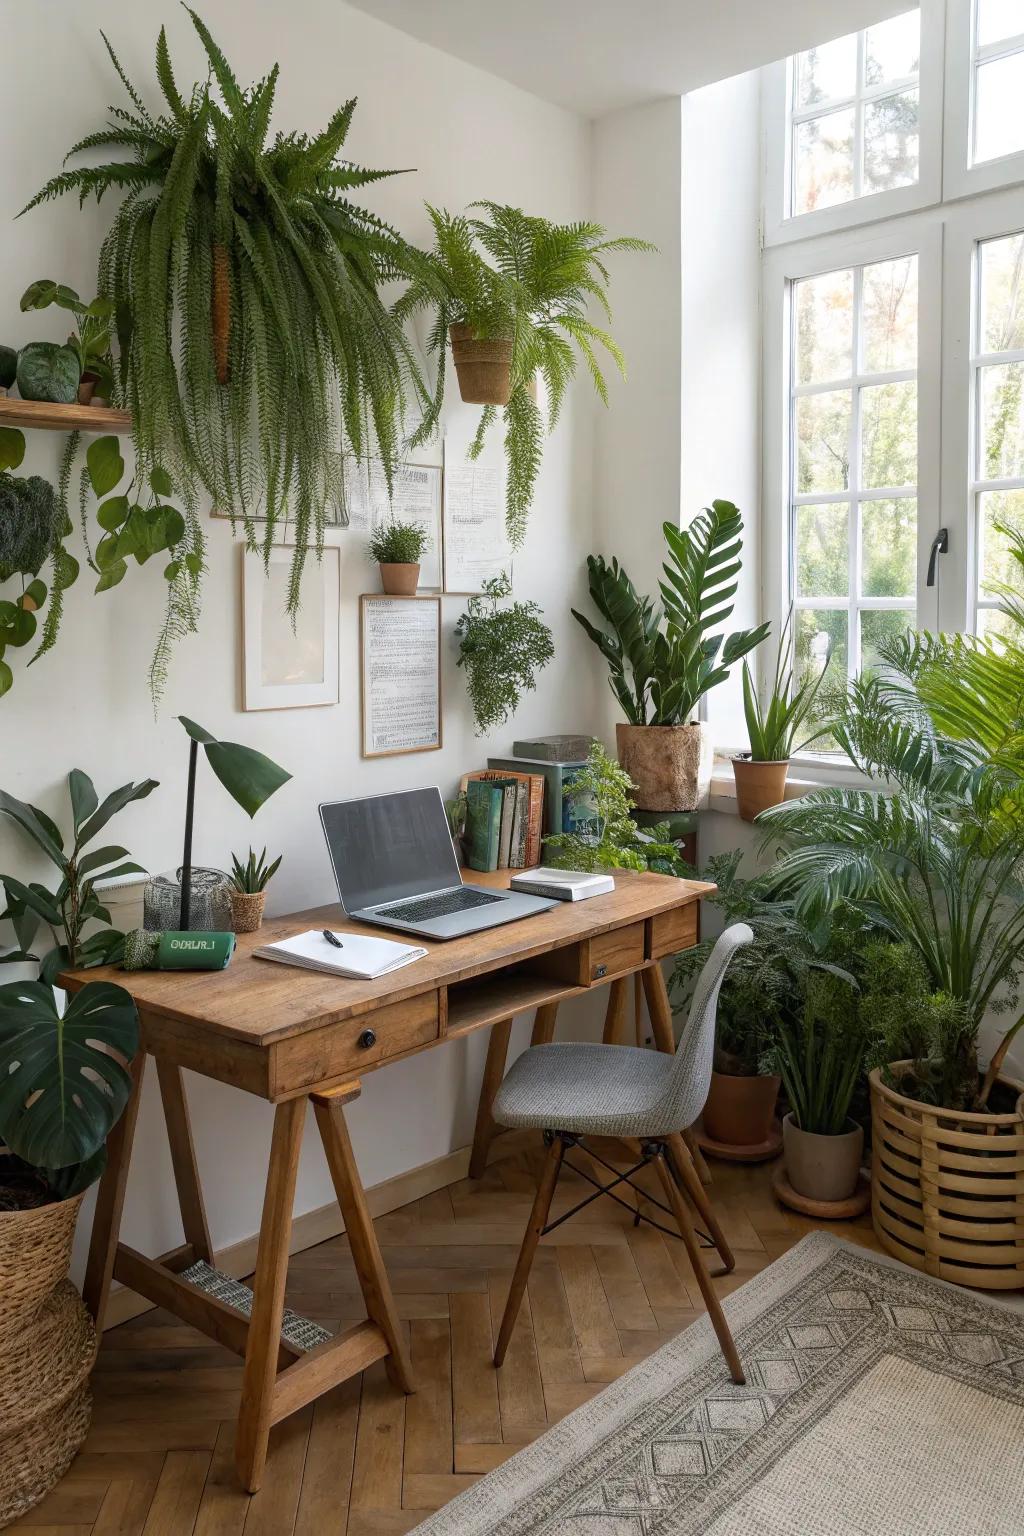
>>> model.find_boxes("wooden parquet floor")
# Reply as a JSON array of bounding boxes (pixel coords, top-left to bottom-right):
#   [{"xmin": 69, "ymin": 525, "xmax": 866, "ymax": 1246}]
[{"xmin": 12, "ymin": 1145, "xmax": 885, "ymax": 1536}]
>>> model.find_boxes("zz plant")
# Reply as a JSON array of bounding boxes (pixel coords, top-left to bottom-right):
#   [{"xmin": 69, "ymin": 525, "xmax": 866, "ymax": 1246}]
[{"xmin": 23, "ymin": 9, "xmax": 424, "ymax": 627}]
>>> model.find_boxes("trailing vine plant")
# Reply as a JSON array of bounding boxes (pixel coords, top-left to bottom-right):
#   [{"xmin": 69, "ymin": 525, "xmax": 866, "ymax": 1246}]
[
  {"xmin": 21, "ymin": 7, "xmax": 426, "ymax": 680},
  {"xmin": 454, "ymin": 573, "xmax": 554, "ymax": 734}
]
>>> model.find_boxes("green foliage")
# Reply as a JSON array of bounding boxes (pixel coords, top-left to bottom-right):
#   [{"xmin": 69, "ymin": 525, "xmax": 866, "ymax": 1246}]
[
  {"xmin": 741, "ymin": 606, "xmax": 834, "ymax": 761},
  {"xmin": 0, "ymin": 770, "xmax": 156, "ymax": 987},
  {"xmin": 0, "ymin": 461, "xmax": 67, "ymax": 700},
  {"xmin": 16, "ymin": 341, "xmax": 80, "ymax": 404},
  {"xmin": 573, "ymin": 503, "xmax": 769, "ymax": 725},
  {"xmin": 0, "ymin": 979, "xmax": 138, "ymax": 1193},
  {"xmin": 368, "ymin": 519, "xmax": 427, "ymax": 566},
  {"xmin": 0, "ymin": 346, "xmax": 17, "ymax": 390},
  {"xmin": 857, "ymin": 942, "xmax": 978, "ymax": 1111},
  {"xmin": 23, "ymin": 11, "xmax": 423, "ymax": 634},
  {"xmin": 544, "ymin": 742, "xmax": 686, "ymax": 876},
  {"xmin": 454, "ymin": 574, "xmax": 554, "ymax": 735},
  {"xmin": 767, "ymin": 967, "xmax": 867, "ymax": 1135},
  {"xmin": 229, "ymin": 846, "xmax": 282, "ymax": 893},
  {"xmin": 397, "ymin": 202, "xmax": 653, "ymax": 544},
  {"xmin": 20, "ymin": 279, "xmax": 116, "ymax": 399},
  {"xmin": 179, "ymin": 716, "xmax": 291, "ymax": 817}
]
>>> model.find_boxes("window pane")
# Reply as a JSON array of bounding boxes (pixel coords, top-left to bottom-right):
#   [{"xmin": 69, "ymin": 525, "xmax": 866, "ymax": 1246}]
[
  {"xmin": 977, "ymin": 0, "xmax": 1024, "ymax": 47},
  {"xmin": 861, "ymin": 380, "xmax": 917, "ymax": 488},
  {"xmin": 796, "ymin": 609, "xmax": 848, "ymax": 741},
  {"xmin": 796, "ymin": 390, "xmax": 851, "ymax": 492},
  {"xmin": 979, "ymin": 487, "xmax": 1024, "ymax": 592},
  {"xmin": 862, "ymin": 498, "xmax": 917, "ymax": 597},
  {"xmin": 862, "ymin": 255, "xmax": 918, "ymax": 372},
  {"xmin": 861, "ymin": 609, "xmax": 915, "ymax": 670},
  {"xmin": 796, "ymin": 504, "xmax": 849, "ymax": 596},
  {"xmin": 980, "ymin": 363, "xmax": 1024, "ymax": 480},
  {"xmin": 975, "ymin": 53, "xmax": 1024, "ymax": 165},
  {"xmin": 794, "ymin": 108, "xmax": 855, "ymax": 214},
  {"xmin": 977, "ymin": 605, "xmax": 1018, "ymax": 640},
  {"xmin": 865, "ymin": 11, "xmax": 920, "ymax": 87},
  {"xmin": 795, "ymin": 33, "xmax": 857, "ymax": 108},
  {"xmin": 863, "ymin": 90, "xmax": 920, "ymax": 194},
  {"xmin": 980, "ymin": 233, "xmax": 1024, "ymax": 355},
  {"xmin": 795, "ymin": 269, "xmax": 853, "ymax": 383}
]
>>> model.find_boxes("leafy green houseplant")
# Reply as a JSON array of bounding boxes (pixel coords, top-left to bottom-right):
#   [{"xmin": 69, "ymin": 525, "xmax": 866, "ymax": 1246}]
[
  {"xmin": 227, "ymin": 847, "xmax": 282, "ymax": 935},
  {"xmin": 0, "ymin": 443, "xmax": 67, "ymax": 698},
  {"xmin": 573, "ymin": 502, "xmax": 769, "ymax": 812},
  {"xmin": 455, "ymin": 573, "xmax": 554, "ymax": 735},
  {"xmin": 369, "ymin": 519, "xmax": 428, "ymax": 595},
  {"xmin": 23, "ymin": 10, "xmax": 424, "ymax": 649},
  {"xmin": 20, "ymin": 279, "xmax": 116, "ymax": 402},
  {"xmin": 544, "ymin": 742, "xmax": 688, "ymax": 874},
  {"xmin": 396, "ymin": 202, "xmax": 653, "ymax": 545},
  {"xmin": 733, "ymin": 606, "xmax": 833, "ymax": 821}
]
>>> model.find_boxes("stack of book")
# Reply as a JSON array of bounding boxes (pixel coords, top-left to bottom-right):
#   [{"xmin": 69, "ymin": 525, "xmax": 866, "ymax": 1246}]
[{"xmin": 462, "ymin": 769, "xmax": 544, "ymax": 872}]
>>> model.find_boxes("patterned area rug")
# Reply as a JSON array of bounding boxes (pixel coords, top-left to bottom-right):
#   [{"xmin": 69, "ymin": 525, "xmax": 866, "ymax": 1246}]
[{"xmin": 411, "ymin": 1231, "xmax": 1024, "ymax": 1535}]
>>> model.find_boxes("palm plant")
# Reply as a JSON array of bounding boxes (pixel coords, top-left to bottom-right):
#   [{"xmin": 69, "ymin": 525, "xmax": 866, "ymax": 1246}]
[
  {"xmin": 741, "ymin": 607, "xmax": 833, "ymax": 760},
  {"xmin": 396, "ymin": 203, "xmax": 653, "ymax": 544},
  {"xmin": 21, "ymin": 10, "xmax": 424, "ymax": 637},
  {"xmin": 572, "ymin": 502, "xmax": 769, "ymax": 724}
]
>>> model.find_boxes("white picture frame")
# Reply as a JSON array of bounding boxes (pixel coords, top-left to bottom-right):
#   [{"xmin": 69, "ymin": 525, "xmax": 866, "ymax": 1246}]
[
  {"xmin": 242, "ymin": 545, "xmax": 340, "ymax": 710},
  {"xmin": 360, "ymin": 594, "xmax": 442, "ymax": 757}
]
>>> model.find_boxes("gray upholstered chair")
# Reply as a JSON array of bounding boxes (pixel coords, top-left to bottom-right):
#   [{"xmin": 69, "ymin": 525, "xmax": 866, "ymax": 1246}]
[{"xmin": 491, "ymin": 922, "xmax": 753, "ymax": 1383}]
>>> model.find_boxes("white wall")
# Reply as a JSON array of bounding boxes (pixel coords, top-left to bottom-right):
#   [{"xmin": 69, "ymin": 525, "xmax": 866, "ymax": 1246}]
[{"xmin": 0, "ymin": 0, "xmax": 604, "ymax": 1279}]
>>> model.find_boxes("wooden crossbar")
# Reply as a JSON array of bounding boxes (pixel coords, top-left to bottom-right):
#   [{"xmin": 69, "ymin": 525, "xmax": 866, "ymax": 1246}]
[{"xmin": 270, "ymin": 1320, "xmax": 389, "ymax": 1424}]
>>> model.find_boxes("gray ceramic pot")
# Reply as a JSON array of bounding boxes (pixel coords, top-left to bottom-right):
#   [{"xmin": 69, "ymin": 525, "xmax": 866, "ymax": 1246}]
[{"xmin": 782, "ymin": 1112, "xmax": 864, "ymax": 1203}]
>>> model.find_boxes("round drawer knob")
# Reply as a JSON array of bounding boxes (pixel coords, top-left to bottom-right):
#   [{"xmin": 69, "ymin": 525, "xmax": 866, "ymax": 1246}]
[{"xmin": 357, "ymin": 1028, "xmax": 377, "ymax": 1050}]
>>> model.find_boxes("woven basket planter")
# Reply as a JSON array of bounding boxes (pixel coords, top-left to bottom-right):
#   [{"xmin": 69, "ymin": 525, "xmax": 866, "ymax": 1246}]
[
  {"xmin": 870, "ymin": 1064, "xmax": 1024, "ymax": 1290},
  {"xmin": 230, "ymin": 888, "xmax": 267, "ymax": 934},
  {"xmin": 0, "ymin": 1190, "xmax": 84, "ymax": 1337}
]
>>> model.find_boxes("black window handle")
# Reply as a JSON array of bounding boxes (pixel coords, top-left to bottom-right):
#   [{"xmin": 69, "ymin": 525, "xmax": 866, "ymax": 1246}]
[{"xmin": 927, "ymin": 528, "xmax": 948, "ymax": 588}]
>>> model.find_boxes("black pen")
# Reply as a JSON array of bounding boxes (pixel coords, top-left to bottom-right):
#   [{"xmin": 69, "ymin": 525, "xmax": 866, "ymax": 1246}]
[{"xmin": 322, "ymin": 928, "xmax": 344, "ymax": 949}]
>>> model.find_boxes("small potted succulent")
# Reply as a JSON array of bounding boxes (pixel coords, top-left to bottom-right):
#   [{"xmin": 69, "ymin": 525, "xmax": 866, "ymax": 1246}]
[
  {"xmin": 368, "ymin": 519, "xmax": 428, "ymax": 595},
  {"xmin": 733, "ymin": 607, "xmax": 833, "ymax": 821},
  {"xmin": 228, "ymin": 846, "xmax": 282, "ymax": 933}
]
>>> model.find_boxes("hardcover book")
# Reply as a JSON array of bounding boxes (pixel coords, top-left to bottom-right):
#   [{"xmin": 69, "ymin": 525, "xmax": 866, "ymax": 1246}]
[
  {"xmin": 465, "ymin": 779, "xmax": 503, "ymax": 872},
  {"xmin": 463, "ymin": 768, "xmax": 545, "ymax": 866}
]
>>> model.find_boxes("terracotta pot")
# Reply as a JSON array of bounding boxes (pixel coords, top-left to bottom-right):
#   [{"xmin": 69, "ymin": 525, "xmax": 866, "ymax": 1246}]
[
  {"xmin": 379, "ymin": 562, "xmax": 420, "ymax": 596},
  {"xmin": 615, "ymin": 722, "xmax": 713, "ymax": 812},
  {"xmin": 702, "ymin": 1070, "xmax": 780, "ymax": 1147},
  {"xmin": 229, "ymin": 889, "xmax": 267, "ymax": 934},
  {"xmin": 450, "ymin": 322, "xmax": 514, "ymax": 405},
  {"xmin": 732, "ymin": 758, "xmax": 790, "ymax": 821},
  {"xmin": 783, "ymin": 1113, "xmax": 863, "ymax": 1203}
]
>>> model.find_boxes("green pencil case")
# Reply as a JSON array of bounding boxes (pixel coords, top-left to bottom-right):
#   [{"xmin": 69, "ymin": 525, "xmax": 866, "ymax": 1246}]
[{"xmin": 123, "ymin": 929, "xmax": 236, "ymax": 971}]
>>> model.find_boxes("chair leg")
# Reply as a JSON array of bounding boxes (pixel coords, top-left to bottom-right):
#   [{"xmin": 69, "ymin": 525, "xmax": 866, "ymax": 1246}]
[
  {"xmin": 665, "ymin": 1132, "xmax": 734, "ymax": 1274},
  {"xmin": 682, "ymin": 1126, "xmax": 714, "ymax": 1186},
  {"xmin": 654, "ymin": 1148, "xmax": 745, "ymax": 1385},
  {"xmin": 494, "ymin": 1134, "xmax": 564, "ymax": 1367}
]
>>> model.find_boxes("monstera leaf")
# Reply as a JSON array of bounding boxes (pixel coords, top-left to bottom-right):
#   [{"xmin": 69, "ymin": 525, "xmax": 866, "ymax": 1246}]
[{"xmin": 0, "ymin": 979, "xmax": 138, "ymax": 1171}]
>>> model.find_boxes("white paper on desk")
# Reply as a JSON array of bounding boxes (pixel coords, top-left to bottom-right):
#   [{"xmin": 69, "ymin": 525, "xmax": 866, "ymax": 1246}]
[{"xmin": 254, "ymin": 929, "xmax": 427, "ymax": 979}]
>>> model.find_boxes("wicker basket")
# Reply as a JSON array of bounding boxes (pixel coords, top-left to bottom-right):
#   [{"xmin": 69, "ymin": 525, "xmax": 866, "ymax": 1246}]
[
  {"xmin": 870, "ymin": 1064, "xmax": 1024, "ymax": 1290},
  {"xmin": 0, "ymin": 1191, "xmax": 84, "ymax": 1337},
  {"xmin": 230, "ymin": 888, "xmax": 267, "ymax": 934},
  {"xmin": 0, "ymin": 1281, "xmax": 96, "ymax": 1527}
]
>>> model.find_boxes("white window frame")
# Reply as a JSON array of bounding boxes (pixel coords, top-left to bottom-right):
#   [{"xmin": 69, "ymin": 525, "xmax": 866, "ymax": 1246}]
[
  {"xmin": 945, "ymin": 0, "xmax": 1024, "ymax": 199},
  {"xmin": 762, "ymin": 1, "xmax": 945, "ymax": 248}
]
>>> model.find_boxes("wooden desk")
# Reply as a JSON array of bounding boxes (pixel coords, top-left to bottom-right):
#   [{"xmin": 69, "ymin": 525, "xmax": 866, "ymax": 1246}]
[{"xmin": 64, "ymin": 869, "xmax": 710, "ymax": 1491}]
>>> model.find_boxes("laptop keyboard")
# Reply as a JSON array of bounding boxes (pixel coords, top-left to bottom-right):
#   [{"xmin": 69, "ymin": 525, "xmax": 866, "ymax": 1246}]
[{"xmin": 376, "ymin": 888, "xmax": 505, "ymax": 922}]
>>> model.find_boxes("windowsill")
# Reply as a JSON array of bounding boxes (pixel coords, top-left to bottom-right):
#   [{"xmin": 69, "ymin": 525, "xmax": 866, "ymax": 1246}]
[{"xmin": 706, "ymin": 751, "xmax": 872, "ymax": 816}]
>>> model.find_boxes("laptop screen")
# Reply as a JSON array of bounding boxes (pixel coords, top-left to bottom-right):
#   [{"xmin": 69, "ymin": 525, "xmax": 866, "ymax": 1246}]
[{"xmin": 320, "ymin": 788, "xmax": 463, "ymax": 912}]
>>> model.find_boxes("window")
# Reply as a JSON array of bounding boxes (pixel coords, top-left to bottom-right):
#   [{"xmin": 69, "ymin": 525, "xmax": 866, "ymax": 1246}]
[
  {"xmin": 974, "ymin": 229, "xmax": 1024, "ymax": 634},
  {"xmin": 789, "ymin": 12, "xmax": 921, "ymax": 217},
  {"xmin": 972, "ymin": 0, "xmax": 1024, "ymax": 165},
  {"xmin": 791, "ymin": 255, "xmax": 919, "ymax": 701}
]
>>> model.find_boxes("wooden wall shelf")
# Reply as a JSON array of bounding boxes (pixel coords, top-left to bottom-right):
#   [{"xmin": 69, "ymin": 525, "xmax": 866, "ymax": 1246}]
[{"xmin": 0, "ymin": 397, "xmax": 132, "ymax": 435}]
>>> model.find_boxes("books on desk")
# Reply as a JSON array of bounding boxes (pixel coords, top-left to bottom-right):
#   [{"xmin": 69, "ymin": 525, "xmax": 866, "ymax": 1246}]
[
  {"xmin": 510, "ymin": 868, "xmax": 615, "ymax": 901},
  {"xmin": 462, "ymin": 770, "xmax": 544, "ymax": 871},
  {"xmin": 254, "ymin": 929, "xmax": 426, "ymax": 979}
]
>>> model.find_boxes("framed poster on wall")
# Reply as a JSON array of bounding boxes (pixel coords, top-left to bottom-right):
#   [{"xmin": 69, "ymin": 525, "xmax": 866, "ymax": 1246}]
[
  {"xmin": 360, "ymin": 594, "xmax": 442, "ymax": 757},
  {"xmin": 344, "ymin": 458, "xmax": 444, "ymax": 590},
  {"xmin": 242, "ymin": 545, "xmax": 340, "ymax": 710}
]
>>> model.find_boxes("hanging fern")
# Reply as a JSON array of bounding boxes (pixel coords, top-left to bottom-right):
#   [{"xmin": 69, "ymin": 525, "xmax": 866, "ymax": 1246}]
[
  {"xmin": 397, "ymin": 202, "xmax": 653, "ymax": 544},
  {"xmin": 22, "ymin": 7, "xmax": 426, "ymax": 630}
]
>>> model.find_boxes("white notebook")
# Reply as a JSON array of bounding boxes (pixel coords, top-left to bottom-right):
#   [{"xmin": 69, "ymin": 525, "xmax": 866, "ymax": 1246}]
[{"xmin": 254, "ymin": 928, "xmax": 427, "ymax": 980}]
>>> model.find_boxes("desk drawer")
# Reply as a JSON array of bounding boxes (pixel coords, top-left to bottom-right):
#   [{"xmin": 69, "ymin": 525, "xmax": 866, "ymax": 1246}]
[
  {"xmin": 269, "ymin": 991, "xmax": 440, "ymax": 1098},
  {"xmin": 648, "ymin": 904, "xmax": 699, "ymax": 960},
  {"xmin": 587, "ymin": 922, "xmax": 645, "ymax": 982}
]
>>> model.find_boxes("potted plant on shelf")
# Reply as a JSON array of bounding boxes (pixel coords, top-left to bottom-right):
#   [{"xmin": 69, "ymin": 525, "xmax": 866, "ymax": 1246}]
[
  {"xmin": 368, "ymin": 519, "xmax": 428, "ymax": 595},
  {"xmin": 455, "ymin": 573, "xmax": 554, "ymax": 734},
  {"xmin": 396, "ymin": 202, "xmax": 653, "ymax": 545},
  {"xmin": 544, "ymin": 741, "xmax": 687, "ymax": 874},
  {"xmin": 573, "ymin": 502, "xmax": 769, "ymax": 811},
  {"xmin": 20, "ymin": 280, "xmax": 116, "ymax": 405},
  {"xmin": 228, "ymin": 847, "xmax": 282, "ymax": 934},
  {"xmin": 734, "ymin": 606, "xmax": 833, "ymax": 821}
]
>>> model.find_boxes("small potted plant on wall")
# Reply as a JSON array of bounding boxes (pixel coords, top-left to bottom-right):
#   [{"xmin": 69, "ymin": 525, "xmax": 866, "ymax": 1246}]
[
  {"xmin": 574, "ymin": 503, "xmax": 768, "ymax": 811},
  {"xmin": 734, "ymin": 607, "xmax": 833, "ymax": 821},
  {"xmin": 368, "ymin": 520, "xmax": 428, "ymax": 595},
  {"xmin": 455, "ymin": 573, "xmax": 554, "ymax": 733},
  {"xmin": 228, "ymin": 847, "xmax": 282, "ymax": 934},
  {"xmin": 20, "ymin": 280, "xmax": 116, "ymax": 405}
]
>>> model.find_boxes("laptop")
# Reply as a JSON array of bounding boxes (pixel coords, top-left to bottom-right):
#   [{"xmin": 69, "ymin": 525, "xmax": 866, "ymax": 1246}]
[{"xmin": 319, "ymin": 788, "xmax": 558, "ymax": 940}]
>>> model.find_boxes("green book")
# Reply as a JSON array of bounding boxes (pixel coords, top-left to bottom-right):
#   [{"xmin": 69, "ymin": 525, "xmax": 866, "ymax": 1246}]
[{"xmin": 466, "ymin": 780, "xmax": 503, "ymax": 872}]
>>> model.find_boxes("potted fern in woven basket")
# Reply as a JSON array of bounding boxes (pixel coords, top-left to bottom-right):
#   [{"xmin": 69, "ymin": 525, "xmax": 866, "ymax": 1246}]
[
  {"xmin": 0, "ymin": 773, "xmax": 148, "ymax": 1523},
  {"xmin": 760, "ymin": 570, "xmax": 1024, "ymax": 1288},
  {"xmin": 574, "ymin": 504, "xmax": 768, "ymax": 811}
]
